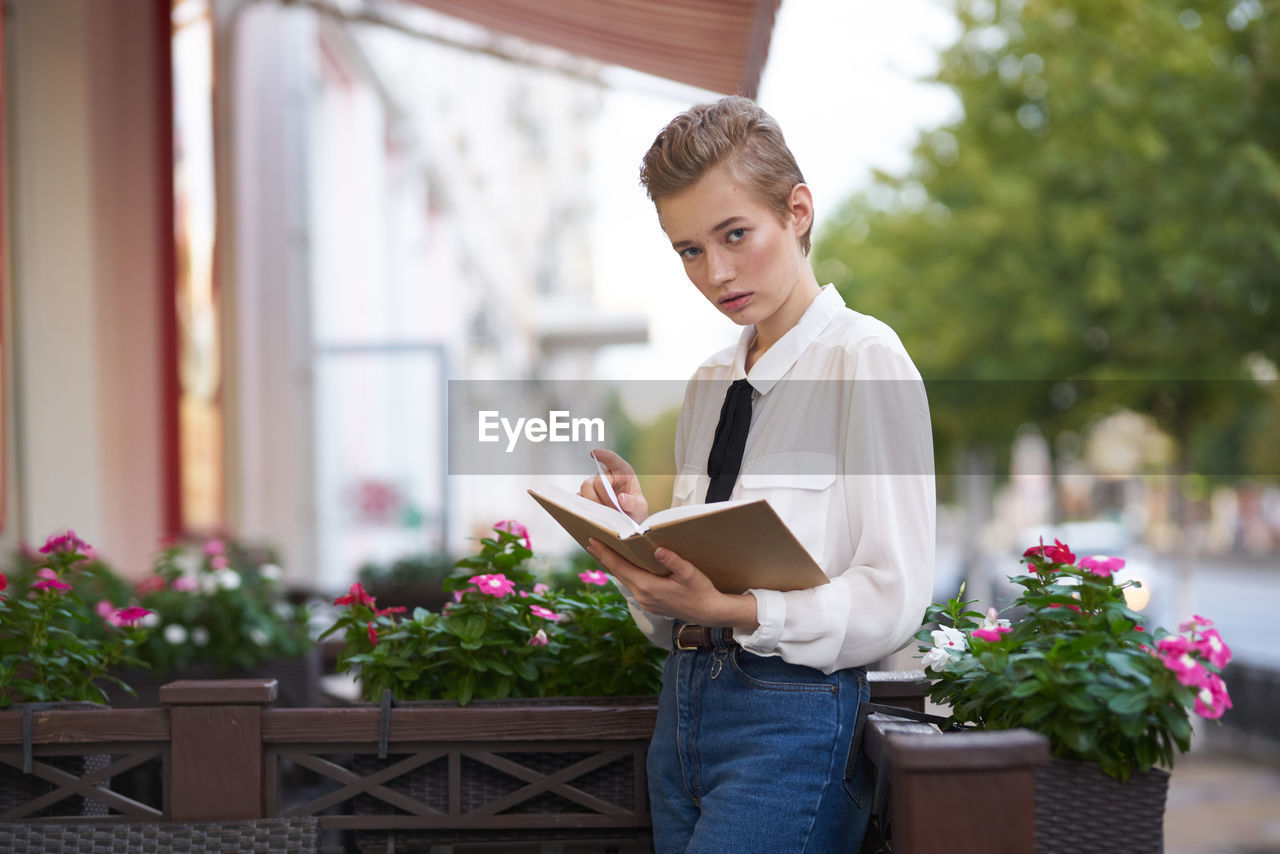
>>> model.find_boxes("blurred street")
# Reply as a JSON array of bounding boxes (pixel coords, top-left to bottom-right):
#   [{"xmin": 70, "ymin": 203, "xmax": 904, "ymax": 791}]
[{"xmin": 1165, "ymin": 745, "xmax": 1280, "ymax": 854}]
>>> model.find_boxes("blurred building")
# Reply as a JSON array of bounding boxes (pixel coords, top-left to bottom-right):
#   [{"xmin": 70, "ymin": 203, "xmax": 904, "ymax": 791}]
[{"xmin": 1, "ymin": 0, "xmax": 779, "ymax": 587}]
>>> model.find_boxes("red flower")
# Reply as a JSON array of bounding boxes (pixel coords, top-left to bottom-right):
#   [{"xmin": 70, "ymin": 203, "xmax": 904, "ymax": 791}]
[
  {"xmin": 136, "ymin": 575, "xmax": 167, "ymax": 595},
  {"xmin": 31, "ymin": 577, "xmax": 72, "ymax": 594},
  {"xmin": 367, "ymin": 621, "xmax": 378, "ymax": 647},
  {"xmin": 114, "ymin": 606, "xmax": 153, "ymax": 626},
  {"xmin": 1023, "ymin": 538, "xmax": 1075, "ymax": 569},
  {"xmin": 39, "ymin": 529, "xmax": 92, "ymax": 556},
  {"xmin": 334, "ymin": 582, "xmax": 376, "ymax": 608},
  {"xmin": 0, "ymin": 573, "xmax": 7, "ymax": 593},
  {"xmin": 376, "ymin": 605, "xmax": 407, "ymax": 617}
]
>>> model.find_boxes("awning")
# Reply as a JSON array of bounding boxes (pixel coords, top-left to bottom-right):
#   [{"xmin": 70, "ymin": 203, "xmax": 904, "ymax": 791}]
[{"xmin": 404, "ymin": 0, "xmax": 782, "ymax": 97}]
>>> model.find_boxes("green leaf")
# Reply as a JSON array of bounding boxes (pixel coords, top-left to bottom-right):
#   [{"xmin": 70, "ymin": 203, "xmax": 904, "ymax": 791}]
[{"xmin": 1106, "ymin": 689, "xmax": 1148, "ymax": 716}]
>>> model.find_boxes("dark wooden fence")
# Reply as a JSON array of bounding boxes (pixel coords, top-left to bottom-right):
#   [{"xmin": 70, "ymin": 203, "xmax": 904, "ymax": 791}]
[{"xmin": 0, "ymin": 673, "xmax": 1051, "ymax": 853}]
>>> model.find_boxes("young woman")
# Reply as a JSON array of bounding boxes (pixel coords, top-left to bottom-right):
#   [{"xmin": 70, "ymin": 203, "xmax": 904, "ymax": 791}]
[{"xmin": 580, "ymin": 96, "xmax": 935, "ymax": 853}]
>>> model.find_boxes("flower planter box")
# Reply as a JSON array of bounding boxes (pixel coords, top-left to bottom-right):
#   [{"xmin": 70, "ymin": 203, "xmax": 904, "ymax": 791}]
[
  {"xmin": 263, "ymin": 694, "xmax": 659, "ymax": 853},
  {"xmin": 1035, "ymin": 758, "xmax": 1169, "ymax": 854},
  {"xmin": 0, "ymin": 753, "xmax": 111, "ymax": 819}
]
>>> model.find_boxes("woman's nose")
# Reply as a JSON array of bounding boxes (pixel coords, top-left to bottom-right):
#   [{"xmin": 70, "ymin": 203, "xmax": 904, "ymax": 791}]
[{"xmin": 707, "ymin": 247, "xmax": 734, "ymax": 284}]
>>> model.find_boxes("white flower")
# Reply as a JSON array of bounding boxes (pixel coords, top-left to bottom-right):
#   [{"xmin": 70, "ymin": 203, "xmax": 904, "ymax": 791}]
[
  {"xmin": 163, "ymin": 624, "xmax": 188, "ymax": 645},
  {"xmin": 140, "ymin": 612, "xmax": 161, "ymax": 629},
  {"xmin": 259, "ymin": 563, "xmax": 283, "ymax": 583},
  {"xmin": 191, "ymin": 627, "xmax": 210, "ymax": 647},
  {"xmin": 215, "ymin": 568, "xmax": 241, "ymax": 590},
  {"xmin": 922, "ymin": 646, "xmax": 952, "ymax": 672},
  {"xmin": 931, "ymin": 625, "xmax": 967, "ymax": 651},
  {"xmin": 199, "ymin": 573, "xmax": 218, "ymax": 595},
  {"xmin": 249, "ymin": 627, "xmax": 269, "ymax": 646},
  {"xmin": 175, "ymin": 550, "xmax": 202, "ymax": 576},
  {"xmin": 981, "ymin": 607, "xmax": 1011, "ymax": 631}
]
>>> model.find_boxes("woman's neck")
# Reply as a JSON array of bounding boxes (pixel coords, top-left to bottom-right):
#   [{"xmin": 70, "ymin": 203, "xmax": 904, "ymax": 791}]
[{"xmin": 747, "ymin": 273, "xmax": 822, "ymax": 371}]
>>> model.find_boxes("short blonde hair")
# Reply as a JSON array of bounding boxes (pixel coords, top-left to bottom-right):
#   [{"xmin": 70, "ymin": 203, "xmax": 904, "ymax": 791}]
[{"xmin": 639, "ymin": 96, "xmax": 810, "ymax": 254}]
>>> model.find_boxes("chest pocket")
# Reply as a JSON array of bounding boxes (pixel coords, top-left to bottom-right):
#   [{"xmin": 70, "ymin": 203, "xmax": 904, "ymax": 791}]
[{"xmin": 737, "ymin": 453, "xmax": 837, "ymax": 566}]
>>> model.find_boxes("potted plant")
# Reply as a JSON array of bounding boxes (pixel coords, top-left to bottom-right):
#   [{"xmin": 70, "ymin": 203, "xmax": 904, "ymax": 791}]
[
  {"xmin": 918, "ymin": 538, "xmax": 1232, "ymax": 854},
  {"xmin": 94, "ymin": 537, "xmax": 317, "ymax": 708},
  {"xmin": 0, "ymin": 530, "xmax": 152, "ymax": 816},
  {"xmin": 320, "ymin": 520, "xmax": 665, "ymax": 850}
]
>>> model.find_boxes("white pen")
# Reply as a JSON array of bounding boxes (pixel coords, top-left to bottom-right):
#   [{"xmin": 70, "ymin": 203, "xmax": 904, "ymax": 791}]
[{"xmin": 590, "ymin": 452, "xmax": 628, "ymax": 517}]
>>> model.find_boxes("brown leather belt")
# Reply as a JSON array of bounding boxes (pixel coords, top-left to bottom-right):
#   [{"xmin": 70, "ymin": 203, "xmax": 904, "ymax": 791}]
[{"xmin": 674, "ymin": 624, "xmax": 734, "ymax": 651}]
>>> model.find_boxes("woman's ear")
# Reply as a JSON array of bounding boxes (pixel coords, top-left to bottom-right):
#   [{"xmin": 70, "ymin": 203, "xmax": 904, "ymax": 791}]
[{"xmin": 787, "ymin": 183, "xmax": 815, "ymax": 242}]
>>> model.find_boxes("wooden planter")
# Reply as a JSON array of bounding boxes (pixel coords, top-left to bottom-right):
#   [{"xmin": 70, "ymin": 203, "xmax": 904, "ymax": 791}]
[
  {"xmin": 263, "ymin": 694, "xmax": 659, "ymax": 853},
  {"xmin": 0, "ymin": 702, "xmax": 112, "ymax": 820}
]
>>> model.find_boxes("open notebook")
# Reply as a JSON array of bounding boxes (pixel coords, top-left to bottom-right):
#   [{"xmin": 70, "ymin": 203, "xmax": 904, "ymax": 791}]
[{"xmin": 528, "ymin": 485, "xmax": 829, "ymax": 595}]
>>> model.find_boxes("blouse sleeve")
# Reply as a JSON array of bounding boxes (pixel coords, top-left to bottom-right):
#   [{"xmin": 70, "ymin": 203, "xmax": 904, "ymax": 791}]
[{"xmin": 734, "ymin": 339, "xmax": 936, "ymax": 672}]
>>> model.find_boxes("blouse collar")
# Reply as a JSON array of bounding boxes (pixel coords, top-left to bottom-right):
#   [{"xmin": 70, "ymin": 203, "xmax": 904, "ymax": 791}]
[{"xmin": 732, "ymin": 284, "xmax": 844, "ymax": 394}]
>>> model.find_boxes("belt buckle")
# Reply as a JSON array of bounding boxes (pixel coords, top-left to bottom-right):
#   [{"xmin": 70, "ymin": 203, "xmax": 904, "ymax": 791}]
[{"xmin": 675, "ymin": 625, "xmax": 702, "ymax": 651}]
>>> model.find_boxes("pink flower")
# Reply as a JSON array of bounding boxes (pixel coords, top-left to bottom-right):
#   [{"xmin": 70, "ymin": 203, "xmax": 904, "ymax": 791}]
[
  {"xmin": 0, "ymin": 573, "xmax": 6, "ymax": 594},
  {"xmin": 39, "ymin": 529, "xmax": 91, "ymax": 556},
  {"xmin": 367, "ymin": 621, "xmax": 378, "ymax": 646},
  {"xmin": 529, "ymin": 604, "xmax": 562, "ymax": 622},
  {"xmin": 971, "ymin": 627, "xmax": 1008, "ymax": 642},
  {"xmin": 494, "ymin": 520, "xmax": 531, "ymax": 549},
  {"xmin": 31, "ymin": 576, "xmax": 72, "ymax": 594},
  {"xmin": 533, "ymin": 583, "xmax": 550, "ymax": 595},
  {"xmin": 1158, "ymin": 637, "xmax": 1208, "ymax": 687},
  {"xmin": 452, "ymin": 590, "xmax": 466, "ymax": 604},
  {"xmin": 1157, "ymin": 635, "xmax": 1192, "ymax": 655},
  {"xmin": 35, "ymin": 567, "xmax": 57, "ymax": 580},
  {"xmin": 376, "ymin": 605, "xmax": 406, "ymax": 618},
  {"xmin": 1193, "ymin": 673, "xmax": 1232, "ymax": 720},
  {"xmin": 114, "ymin": 606, "xmax": 152, "ymax": 627},
  {"xmin": 518, "ymin": 590, "xmax": 530, "ymax": 598},
  {"xmin": 528, "ymin": 628, "xmax": 549, "ymax": 646},
  {"xmin": 1195, "ymin": 629, "xmax": 1231, "ymax": 669},
  {"xmin": 578, "ymin": 569, "xmax": 609, "ymax": 586},
  {"xmin": 210, "ymin": 555, "xmax": 229, "ymax": 570},
  {"xmin": 203, "ymin": 539, "xmax": 225, "ymax": 556},
  {"xmin": 1180, "ymin": 614, "xmax": 1215, "ymax": 633},
  {"xmin": 172, "ymin": 576, "xmax": 199, "ymax": 592},
  {"xmin": 469, "ymin": 573, "xmax": 515, "ymax": 598},
  {"xmin": 1079, "ymin": 554, "xmax": 1125, "ymax": 577},
  {"xmin": 95, "ymin": 600, "xmax": 116, "ymax": 619},
  {"xmin": 334, "ymin": 582, "xmax": 376, "ymax": 608}
]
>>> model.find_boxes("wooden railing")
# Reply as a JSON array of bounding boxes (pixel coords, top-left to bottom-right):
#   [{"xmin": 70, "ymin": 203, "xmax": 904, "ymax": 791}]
[{"xmin": 0, "ymin": 673, "xmax": 1051, "ymax": 853}]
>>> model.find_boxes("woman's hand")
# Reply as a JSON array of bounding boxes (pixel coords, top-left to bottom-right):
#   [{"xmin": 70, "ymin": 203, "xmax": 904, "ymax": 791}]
[
  {"xmin": 579, "ymin": 449, "xmax": 649, "ymax": 523},
  {"xmin": 586, "ymin": 539, "xmax": 759, "ymax": 633}
]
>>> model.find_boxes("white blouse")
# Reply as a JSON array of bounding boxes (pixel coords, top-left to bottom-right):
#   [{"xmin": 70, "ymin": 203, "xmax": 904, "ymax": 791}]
[{"xmin": 624, "ymin": 285, "xmax": 936, "ymax": 673}]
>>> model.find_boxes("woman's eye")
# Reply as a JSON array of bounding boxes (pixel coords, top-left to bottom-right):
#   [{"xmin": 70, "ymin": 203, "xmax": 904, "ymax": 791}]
[
  {"xmin": 727, "ymin": 228, "xmax": 746, "ymax": 243},
  {"xmin": 679, "ymin": 247, "xmax": 702, "ymax": 260}
]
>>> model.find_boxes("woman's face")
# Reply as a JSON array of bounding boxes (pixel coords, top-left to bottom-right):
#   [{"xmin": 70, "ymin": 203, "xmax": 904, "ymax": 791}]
[{"xmin": 656, "ymin": 162, "xmax": 814, "ymax": 341}]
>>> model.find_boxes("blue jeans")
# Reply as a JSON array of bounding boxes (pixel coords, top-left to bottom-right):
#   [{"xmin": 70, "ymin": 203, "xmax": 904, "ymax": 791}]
[{"xmin": 646, "ymin": 628, "xmax": 873, "ymax": 853}]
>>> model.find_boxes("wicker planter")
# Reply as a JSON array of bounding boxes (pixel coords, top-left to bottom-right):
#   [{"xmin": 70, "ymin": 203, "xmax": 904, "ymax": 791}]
[
  {"xmin": 1035, "ymin": 758, "xmax": 1170, "ymax": 854},
  {"xmin": 347, "ymin": 695, "xmax": 657, "ymax": 853},
  {"xmin": 0, "ymin": 702, "xmax": 111, "ymax": 819}
]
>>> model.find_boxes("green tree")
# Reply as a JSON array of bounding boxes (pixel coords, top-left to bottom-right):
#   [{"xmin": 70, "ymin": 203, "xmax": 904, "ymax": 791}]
[{"xmin": 816, "ymin": 0, "xmax": 1280, "ymax": 482}]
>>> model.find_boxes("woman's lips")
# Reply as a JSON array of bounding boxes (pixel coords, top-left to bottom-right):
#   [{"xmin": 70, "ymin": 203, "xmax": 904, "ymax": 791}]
[{"xmin": 719, "ymin": 292, "xmax": 752, "ymax": 312}]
